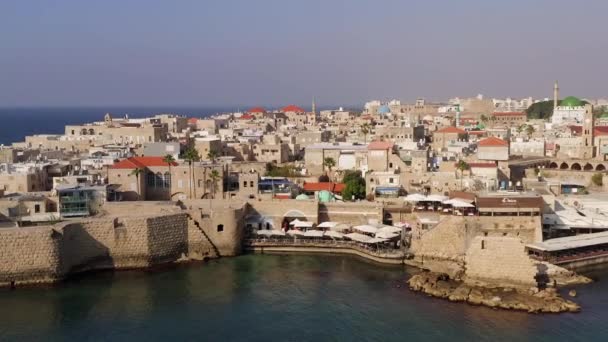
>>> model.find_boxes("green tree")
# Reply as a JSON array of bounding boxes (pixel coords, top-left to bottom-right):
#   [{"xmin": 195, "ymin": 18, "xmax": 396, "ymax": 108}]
[
  {"xmin": 525, "ymin": 101, "xmax": 554, "ymax": 120},
  {"xmin": 162, "ymin": 154, "xmax": 176, "ymax": 189},
  {"xmin": 341, "ymin": 170, "xmax": 366, "ymax": 201},
  {"xmin": 480, "ymin": 114, "xmax": 488, "ymax": 123},
  {"xmin": 592, "ymin": 173, "xmax": 603, "ymax": 187},
  {"xmin": 183, "ymin": 147, "xmax": 200, "ymax": 198},
  {"xmin": 323, "ymin": 157, "xmax": 336, "ymax": 173},
  {"xmin": 525, "ymin": 125, "xmax": 535, "ymax": 136},
  {"xmin": 207, "ymin": 150, "xmax": 219, "ymax": 162},
  {"xmin": 456, "ymin": 160, "xmax": 470, "ymax": 190},
  {"xmin": 361, "ymin": 123, "xmax": 370, "ymax": 143},
  {"xmin": 130, "ymin": 167, "xmax": 144, "ymax": 200},
  {"xmin": 210, "ymin": 169, "xmax": 221, "ymax": 199}
]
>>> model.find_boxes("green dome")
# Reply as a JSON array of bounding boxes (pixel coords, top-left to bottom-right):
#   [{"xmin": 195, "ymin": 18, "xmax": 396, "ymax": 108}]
[
  {"xmin": 317, "ymin": 190, "xmax": 334, "ymax": 203},
  {"xmin": 295, "ymin": 193, "xmax": 310, "ymax": 200},
  {"xmin": 560, "ymin": 96, "xmax": 583, "ymax": 107}
]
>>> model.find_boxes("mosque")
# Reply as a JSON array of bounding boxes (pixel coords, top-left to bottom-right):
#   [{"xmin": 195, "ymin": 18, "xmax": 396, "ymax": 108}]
[{"xmin": 551, "ymin": 81, "xmax": 589, "ymax": 125}]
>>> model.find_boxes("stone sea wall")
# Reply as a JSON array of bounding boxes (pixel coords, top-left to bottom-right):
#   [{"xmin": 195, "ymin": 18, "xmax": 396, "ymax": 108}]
[
  {"xmin": 410, "ymin": 215, "xmax": 543, "ymax": 283},
  {"xmin": 0, "ymin": 213, "xmax": 199, "ymax": 287}
]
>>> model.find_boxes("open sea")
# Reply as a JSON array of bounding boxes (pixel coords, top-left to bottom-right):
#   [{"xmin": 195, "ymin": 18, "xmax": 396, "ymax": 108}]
[
  {"xmin": 0, "ymin": 254, "xmax": 608, "ymax": 341},
  {"xmin": 0, "ymin": 107, "xmax": 231, "ymax": 146}
]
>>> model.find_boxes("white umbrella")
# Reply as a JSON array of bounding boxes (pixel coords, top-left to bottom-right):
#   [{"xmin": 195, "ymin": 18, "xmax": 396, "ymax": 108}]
[
  {"xmin": 289, "ymin": 218, "xmax": 304, "ymax": 226},
  {"xmin": 270, "ymin": 230, "xmax": 286, "ymax": 236},
  {"xmin": 303, "ymin": 230, "xmax": 324, "ymax": 237},
  {"xmin": 365, "ymin": 237, "xmax": 389, "ymax": 244},
  {"xmin": 375, "ymin": 231, "xmax": 400, "ymax": 239},
  {"xmin": 330, "ymin": 223, "xmax": 351, "ymax": 232},
  {"xmin": 426, "ymin": 194, "xmax": 448, "ymax": 202},
  {"xmin": 345, "ymin": 232, "xmax": 372, "ymax": 243},
  {"xmin": 294, "ymin": 221, "xmax": 314, "ymax": 228},
  {"xmin": 317, "ymin": 221, "xmax": 339, "ymax": 229},
  {"xmin": 377, "ymin": 225, "xmax": 402, "ymax": 234},
  {"xmin": 353, "ymin": 224, "xmax": 379, "ymax": 234},
  {"xmin": 404, "ymin": 193, "xmax": 427, "ymax": 202},
  {"xmin": 256, "ymin": 229, "xmax": 274, "ymax": 236},
  {"xmin": 324, "ymin": 231, "xmax": 345, "ymax": 239},
  {"xmin": 287, "ymin": 230, "xmax": 306, "ymax": 236}
]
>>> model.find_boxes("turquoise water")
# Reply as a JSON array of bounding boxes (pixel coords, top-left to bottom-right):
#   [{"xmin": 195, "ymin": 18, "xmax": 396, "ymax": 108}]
[{"xmin": 1, "ymin": 254, "xmax": 608, "ymax": 341}]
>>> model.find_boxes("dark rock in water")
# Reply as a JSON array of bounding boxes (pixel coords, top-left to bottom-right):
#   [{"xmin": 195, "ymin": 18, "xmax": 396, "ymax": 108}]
[{"xmin": 407, "ymin": 271, "xmax": 581, "ymax": 314}]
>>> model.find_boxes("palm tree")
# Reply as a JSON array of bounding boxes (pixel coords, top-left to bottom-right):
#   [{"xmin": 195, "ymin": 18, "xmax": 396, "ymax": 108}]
[
  {"xmin": 525, "ymin": 125, "xmax": 535, "ymax": 137},
  {"xmin": 183, "ymin": 148, "xmax": 200, "ymax": 199},
  {"xmin": 480, "ymin": 114, "xmax": 488, "ymax": 123},
  {"xmin": 162, "ymin": 154, "xmax": 176, "ymax": 190},
  {"xmin": 456, "ymin": 160, "xmax": 470, "ymax": 190},
  {"xmin": 130, "ymin": 167, "xmax": 144, "ymax": 200},
  {"xmin": 324, "ymin": 157, "xmax": 336, "ymax": 172},
  {"xmin": 207, "ymin": 150, "xmax": 219, "ymax": 162},
  {"xmin": 361, "ymin": 123, "xmax": 370, "ymax": 143},
  {"xmin": 210, "ymin": 169, "xmax": 221, "ymax": 199}
]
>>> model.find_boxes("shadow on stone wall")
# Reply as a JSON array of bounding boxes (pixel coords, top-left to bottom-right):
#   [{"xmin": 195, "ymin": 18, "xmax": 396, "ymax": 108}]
[{"xmin": 59, "ymin": 223, "xmax": 113, "ymax": 276}]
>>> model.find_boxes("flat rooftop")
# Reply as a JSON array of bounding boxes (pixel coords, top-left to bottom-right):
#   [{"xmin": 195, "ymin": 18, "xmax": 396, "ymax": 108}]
[{"xmin": 527, "ymin": 231, "xmax": 608, "ymax": 252}]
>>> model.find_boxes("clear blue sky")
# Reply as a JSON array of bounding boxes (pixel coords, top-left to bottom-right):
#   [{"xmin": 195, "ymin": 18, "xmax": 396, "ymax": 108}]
[{"xmin": 1, "ymin": 0, "xmax": 606, "ymax": 107}]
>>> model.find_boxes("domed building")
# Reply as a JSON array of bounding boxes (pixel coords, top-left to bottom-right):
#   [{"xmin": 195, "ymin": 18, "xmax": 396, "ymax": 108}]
[
  {"xmin": 377, "ymin": 105, "xmax": 391, "ymax": 116},
  {"xmin": 552, "ymin": 95, "xmax": 588, "ymax": 125}
]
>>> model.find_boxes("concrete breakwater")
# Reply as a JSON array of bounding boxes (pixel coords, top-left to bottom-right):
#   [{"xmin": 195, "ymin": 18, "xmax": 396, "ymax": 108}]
[{"xmin": 408, "ymin": 272, "xmax": 581, "ymax": 314}]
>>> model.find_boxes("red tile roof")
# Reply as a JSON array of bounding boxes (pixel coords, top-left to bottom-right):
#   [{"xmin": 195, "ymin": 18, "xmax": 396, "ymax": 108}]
[
  {"xmin": 302, "ymin": 182, "xmax": 345, "ymax": 193},
  {"xmin": 282, "ymin": 105, "xmax": 305, "ymax": 113},
  {"xmin": 367, "ymin": 141, "xmax": 394, "ymax": 150},
  {"xmin": 436, "ymin": 126, "xmax": 466, "ymax": 134},
  {"xmin": 568, "ymin": 125, "xmax": 582, "ymax": 135},
  {"xmin": 595, "ymin": 126, "xmax": 608, "ymax": 136},
  {"xmin": 111, "ymin": 156, "xmax": 178, "ymax": 169},
  {"xmin": 247, "ymin": 107, "xmax": 266, "ymax": 114},
  {"xmin": 188, "ymin": 117, "xmax": 198, "ymax": 124},
  {"xmin": 468, "ymin": 130, "xmax": 486, "ymax": 135},
  {"xmin": 478, "ymin": 136, "xmax": 508, "ymax": 147},
  {"xmin": 239, "ymin": 114, "xmax": 254, "ymax": 120}
]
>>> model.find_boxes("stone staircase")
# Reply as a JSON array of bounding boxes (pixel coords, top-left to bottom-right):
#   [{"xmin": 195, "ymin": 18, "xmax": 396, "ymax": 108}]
[{"xmin": 186, "ymin": 213, "xmax": 220, "ymax": 259}]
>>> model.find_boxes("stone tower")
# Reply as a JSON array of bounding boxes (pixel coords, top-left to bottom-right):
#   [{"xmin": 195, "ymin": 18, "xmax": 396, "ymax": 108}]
[
  {"xmin": 553, "ymin": 81, "xmax": 559, "ymax": 109},
  {"xmin": 582, "ymin": 103, "xmax": 595, "ymax": 159},
  {"xmin": 312, "ymin": 97, "xmax": 316, "ymax": 115}
]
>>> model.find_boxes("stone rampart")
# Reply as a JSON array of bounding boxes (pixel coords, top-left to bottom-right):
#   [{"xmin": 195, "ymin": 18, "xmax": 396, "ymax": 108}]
[
  {"xmin": 464, "ymin": 236, "xmax": 538, "ymax": 288},
  {"xmin": 0, "ymin": 212, "xmax": 192, "ymax": 287},
  {"xmin": 410, "ymin": 215, "xmax": 541, "ymax": 278}
]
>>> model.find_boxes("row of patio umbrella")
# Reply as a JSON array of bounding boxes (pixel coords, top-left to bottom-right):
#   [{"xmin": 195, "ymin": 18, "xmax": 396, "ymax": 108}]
[
  {"xmin": 254, "ymin": 229, "xmax": 392, "ymax": 244},
  {"xmin": 255, "ymin": 220, "xmax": 403, "ymax": 241},
  {"xmin": 403, "ymin": 194, "xmax": 474, "ymax": 208}
]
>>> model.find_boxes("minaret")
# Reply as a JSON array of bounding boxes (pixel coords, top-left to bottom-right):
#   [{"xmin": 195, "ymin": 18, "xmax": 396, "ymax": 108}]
[
  {"xmin": 553, "ymin": 81, "xmax": 559, "ymax": 109},
  {"xmin": 312, "ymin": 97, "xmax": 316, "ymax": 115}
]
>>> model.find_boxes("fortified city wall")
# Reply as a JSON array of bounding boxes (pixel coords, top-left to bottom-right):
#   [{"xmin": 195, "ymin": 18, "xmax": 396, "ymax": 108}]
[
  {"xmin": 0, "ymin": 200, "xmax": 247, "ymax": 287},
  {"xmin": 410, "ymin": 215, "xmax": 542, "ymax": 280},
  {"xmin": 464, "ymin": 236, "xmax": 538, "ymax": 288}
]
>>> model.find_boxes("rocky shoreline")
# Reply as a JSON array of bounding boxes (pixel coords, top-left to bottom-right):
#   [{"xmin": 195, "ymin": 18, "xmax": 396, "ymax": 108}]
[{"xmin": 408, "ymin": 271, "xmax": 581, "ymax": 313}]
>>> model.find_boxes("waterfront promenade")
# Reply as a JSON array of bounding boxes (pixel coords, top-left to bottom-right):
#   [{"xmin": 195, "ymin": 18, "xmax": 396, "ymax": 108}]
[{"xmin": 244, "ymin": 237, "xmax": 409, "ymax": 265}]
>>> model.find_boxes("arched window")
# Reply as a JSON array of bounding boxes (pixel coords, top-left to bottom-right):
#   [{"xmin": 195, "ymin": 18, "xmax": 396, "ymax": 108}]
[
  {"xmin": 164, "ymin": 172, "xmax": 171, "ymax": 188},
  {"xmin": 147, "ymin": 172, "xmax": 155, "ymax": 187},
  {"xmin": 156, "ymin": 172, "xmax": 163, "ymax": 188}
]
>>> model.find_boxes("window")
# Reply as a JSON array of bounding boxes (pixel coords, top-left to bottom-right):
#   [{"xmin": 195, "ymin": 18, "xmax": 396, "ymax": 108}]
[
  {"xmin": 34, "ymin": 204, "xmax": 40, "ymax": 213},
  {"xmin": 481, "ymin": 240, "xmax": 485, "ymax": 250},
  {"xmin": 164, "ymin": 172, "xmax": 171, "ymax": 188},
  {"xmin": 389, "ymin": 178, "xmax": 394, "ymax": 184},
  {"xmin": 217, "ymin": 224, "xmax": 224, "ymax": 232},
  {"xmin": 250, "ymin": 181, "xmax": 254, "ymax": 187},
  {"xmin": 243, "ymin": 181, "xmax": 248, "ymax": 187}
]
